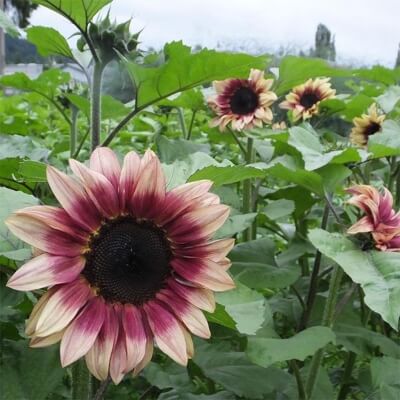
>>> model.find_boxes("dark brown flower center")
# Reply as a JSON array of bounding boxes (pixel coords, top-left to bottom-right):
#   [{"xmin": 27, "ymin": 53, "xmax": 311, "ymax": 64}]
[
  {"xmin": 364, "ymin": 122, "xmax": 381, "ymax": 137},
  {"xmin": 230, "ymin": 86, "xmax": 259, "ymax": 115},
  {"xmin": 83, "ymin": 217, "xmax": 171, "ymax": 305},
  {"xmin": 299, "ymin": 91, "xmax": 320, "ymax": 109}
]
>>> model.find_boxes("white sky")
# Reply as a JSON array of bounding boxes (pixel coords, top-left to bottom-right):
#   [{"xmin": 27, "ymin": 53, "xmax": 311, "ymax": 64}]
[{"xmin": 30, "ymin": 0, "xmax": 400, "ymax": 67}]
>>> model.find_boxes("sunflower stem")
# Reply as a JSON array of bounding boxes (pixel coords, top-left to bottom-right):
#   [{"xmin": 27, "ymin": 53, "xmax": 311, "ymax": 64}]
[
  {"xmin": 92, "ymin": 377, "xmax": 111, "ymax": 400},
  {"xmin": 176, "ymin": 107, "xmax": 187, "ymax": 138},
  {"xmin": 186, "ymin": 110, "xmax": 197, "ymax": 140},
  {"xmin": 71, "ymin": 359, "xmax": 92, "ymax": 400},
  {"xmin": 242, "ymin": 136, "xmax": 255, "ymax": 241},
  {"xmin": 305, "ymin": 265, "xmax": 343, "ymax": 398},
  {"xmin": 91, "ymin": 61, "xmax": 105, "ymax": 152},
  {"xmin": 70, "ymin": 106, "xmax": 78, "ymax": 157},
  {"xmin": 228, "ymin": 128, "xmax": 246, "ymax": 155}
]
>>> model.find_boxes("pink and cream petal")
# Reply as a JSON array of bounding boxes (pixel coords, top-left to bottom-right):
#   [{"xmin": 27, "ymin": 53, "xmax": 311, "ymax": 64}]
[
  {"xmin": 47, "ymin": 166, "xmax": 101, "ymax": 232},
  {"xmin": 25, "ymin": 290, "xmax": 53, "ymax": 336},
  {"xmin": 122, "ymin": 304, "xmax": 146, "ymax": 373},
  {"xmin": 7, "ymin": 254, "xmax": 85, "ymax": 291},
  {"xmin": 132, "ymin": 327, "xmax": 154, "ymax": 377},
  {"xmin": 69, "ymin": 159, "xmax": 119, "ymax": 218},
  {"xmin": 119, "ymin": 151, "xmax": 141, "ymax": 210},
  {"xmin": 5, "ymin": 214, "xmax": 84, "ymax": 256},
  {"xmin": 110, "ymin": 305, "xmax": 128, "ymax": 384},
  {"xmin": 60, "ymin": 297, "xmax": 105, "ymax": 367},
  {"xmin": 90, "ymin": 147, "xmax": 121, "ymax": 190},
  {"xmin": 30, "ymin": 330, "xmax": 64, "ymax": 348},
  {"xmin": 85, "ymin": 304, "xmax": 119, "ymax": 381},
  {"xmin": 35, "ymin": 279, "xmax": 92, "ymax": 337},
  {"xmin": 144, "ymin": 301, "xmax": 188, "ymax": 366}
]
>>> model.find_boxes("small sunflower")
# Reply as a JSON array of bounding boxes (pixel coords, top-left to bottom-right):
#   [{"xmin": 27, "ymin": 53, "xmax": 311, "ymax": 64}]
[
  {"xmin": 6, "ymin": 148, "xmax": 235, "ymax": 384},
  {"xmin": 279, "ymin": 77, "xmax": 336, "ymax": 121},
  {"xmin": 350, "ymin": 103, "xmax": 385, "ymax": 147},
  {"xmin": 207, "ymin": 69, "xmax": 277, "ymax": 132}
]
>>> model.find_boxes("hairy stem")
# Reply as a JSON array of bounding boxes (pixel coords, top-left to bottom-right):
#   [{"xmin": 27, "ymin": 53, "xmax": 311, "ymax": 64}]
[
  {"xmin": 93, "ymin": 377, "xmax": 111, "ymax": 400},
  {"xmin": 90, "ymin": 62, "xmax": 105, "ymax": 151},
  {"xmin": 227, "ymin": 128, "xmax": 246, "ymax": 155},
  {"xmin": 186, "ymin": 110, "xmax": 197, "ymax": 140},
  {"xmin": 242, "ymin": 137, "xmax": 255, "ymax": 241},
  {"xmin": 298, "ymin": 203, "xmax": 330, "ymax": 330},
  {"xmin": 336, "ymin": 351, "xmax": 357, "ymax": 400},
  {"xmin": 70, "ymin": 106, "xmax": 78, "ymax": 157},
  {"xmin": 305, "ymin": 266, "xmax": 344, "ymax": 398},
  {"xmin": 288, "ymin": 360, "xmax": 307, "ymax": 400},
  {"xmin": 176, "ymin": 107, "xmax": 187, "ymax": 138}
]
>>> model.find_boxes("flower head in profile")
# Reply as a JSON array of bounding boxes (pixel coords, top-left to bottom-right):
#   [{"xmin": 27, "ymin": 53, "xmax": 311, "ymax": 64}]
[
  {"xmin": 6, "ymin": 148, "xmax": 235, "ymax": 384},
  {"xmin": 349, "ymin": 103, "xmax": 385, "ymax": 148},
  {"xmin": 207, "ymin": 69, "xmax": 277, "ymax": 132},
  {"xmin": 279, "ymin": 77, "xmax": 336, "ymax": 121},
  {"xmin": 346, "ymin": 184, "xmax": 400, "ymax": 252}
]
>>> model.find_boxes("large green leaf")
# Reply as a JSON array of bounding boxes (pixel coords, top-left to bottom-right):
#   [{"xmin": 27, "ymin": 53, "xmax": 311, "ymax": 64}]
[
  {"xmin": 33, "ymin": 0, "xmax": 111, "ymax": 32},
  {"xmin": 216, "ymin": 283, "xmax": 271, "ymax": 335},
  {"xmin": 370, "ymin": 357, "xmax": 400, "ymax": 400},
  {"xmin": 0, "ymin": 69, "xmax": 70, "ymax": 99},
  {"xmin": 215, "ymin": 212, "xmax": 257, "ymax": 239},
  {"xmin": 287, "ymin": 126, "xmax": 361, "ymax": 170},
  {"xmin": 26, "ymin": 26, "xmax": 73, "ymax": 58},
  {"xmin": 0, "ymin": 9, "xmax": 20, "ymax": 37},
  {"xmin": 229, "ymin": 238, "xmax": 300, "ymax": 289},
  {"xmin": 335, "ymin": 324, "xmax": 400, "ymax": 357},
  {"xmin": 194, "ymin": 342, "xmax": 294, "ymax": 399},
  {"xmin": 376, "ymin": 86, "xmax": 400, "ymax": 113},
  {"xmin": 0, "ymin": 187, "xmax": 38, "ymax": 261},
  {"xmin": 247, "ymin": 326, "xmax": 335, "ymax": 367},
  {"xmin": 126, "ymin": 41, "xmax": 268, "ymax": 108},
  {"xmin": 309, "ymin": 229, "xmax": 400, "ymax": 330},
  {"xmin": 0, "ymin": 340, "xmax": 65, "ymax": 400},
  {"xmin": 159, "ymin": 88, "xmax": 206, "ymax": 111},
  {"xmin": 144, "ymin": 362, "xmax": 193, "ymax": 391}
]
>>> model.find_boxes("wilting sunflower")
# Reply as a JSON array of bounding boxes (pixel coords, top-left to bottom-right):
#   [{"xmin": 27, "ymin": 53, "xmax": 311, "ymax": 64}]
[
  {"xmin": 6, "ymin": 148, "xmax": 235, "ymax": 384},
  {"xmin": 207, "ymin": 69, "xmax": 277, "ymax": 131},
  {"xmin": 349, "ymin": 103, "xmax": 385, "ymax": 147},
  {"xmin": 279, "ymin": 77, "xmax": 336, "ymax": 121}
]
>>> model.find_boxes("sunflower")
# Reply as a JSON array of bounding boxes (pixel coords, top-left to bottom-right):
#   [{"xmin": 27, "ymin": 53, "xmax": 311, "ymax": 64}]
[
  {"xmin": 207, "ymin": 69, "xmax": 277, "ymax": 132},
  {"xmin": 6, "ymin": 148, "xmax": 235, "ymax": 384},
  {"xmin": 279, "ymin": 77, "xmax": 336, "ymax": 121},
  {"xmin": 349, "ymin": 103, "xmax": 385, "ymax": 147}
]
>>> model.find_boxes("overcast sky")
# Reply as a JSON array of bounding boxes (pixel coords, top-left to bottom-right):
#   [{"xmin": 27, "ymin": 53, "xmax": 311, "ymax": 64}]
[{"xmin": 30, "ymin": 0, "xmax": 400, "ymax": 67}]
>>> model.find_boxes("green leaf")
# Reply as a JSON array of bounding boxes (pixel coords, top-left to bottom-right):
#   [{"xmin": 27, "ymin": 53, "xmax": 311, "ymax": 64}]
[
  {"xmin": 376, "ymin": 86, "xmax": 400, "ymax": 113},
  {"xmin": 0, "ymin": 275, "xmax": 24, "ymax": 321},
  {"xmin": 0, "ymin": 69, "xmax": 70, "ymax": 99},
  {"xmin": 0, "ymin": 340, "xmax": 65, "ymax": 400},
  {"xmin": 247, "ymin": 326, "xmax": 335, "ymax": 367},
  {"xmin": 309, "ymin": 229, "xmax": 400, "ymax": 330},
  {"xmin": 0, "ymin": 187, "xmax": 38, "ymax": 260},
  {"xmin": 0, "ymin": 9, "xmax": 20, "ymax": 37},
  {"xmin": 26, "ymin": 26, "xmax": 73, "ymax": 58},
  {"xmin": 33, "ymin": 0, "xmax": 112, "ymax": 32},
  {"xmin": 216, "ymin": 283, "xmax": 271, "ymax": 335},
  {"xmin": 370, "ymin": 357, "xmax": 400, "ymax": 400},
  {"xmin": 126, "ymin": 41, "xmax": 268, "ymax": 108},
  {"xmin": 144, "ymin": 362, "xmax": 193, "ymax": 391},
  {"xmin": 18, "ymin": 160, "xmax": 47, "ymax": 183},
  {"xmin": 288, "ymin": 126, "xmax": 361, "ymax": 170},
  {"xmin": 189, "ymin": 165, "xmax": 266, "ymax": 186},
  {"xmin": 194, "ymin": 342, "xmax": 294, "ymax": 399},
  {"xmin": 335, "ymin": 324, "xmax": 400, "ymax": 357},
  {"xmin": 264, "ymin": 199, "xmax": 295, "ymax": 220},
  {"xmin": 229, "ymin": 238, "xmax": 300, "ymax": 289},
  {"xmin": 368, "ymin": 120, "xmax": 400, "ymax": 157},
  {"xmin": 204, "ymin": 303, "xmax": 236, "ymax": 330},
  {"xmin": 215, "ymin": 212, "xmax": 257, "ymax": 239},
  {"xmin": 0, "ymin": 135, "xmax": 49, "ymax": 161},
  {"xmin": 159, "ymin": 89, "xmax": 206, "ymax": 111}
]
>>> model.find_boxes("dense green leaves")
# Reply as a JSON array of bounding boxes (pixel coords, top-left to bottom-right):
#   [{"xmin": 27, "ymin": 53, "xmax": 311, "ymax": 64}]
[
  {"xmin": 309, "ymin": 229, "xmax": 400, "ymax": 330},
  {"xmin": 247, "ymin": 326, "xmax": 336, "ymax": 367},
  {"xmin": 126, "ymin": 41, "xmax": 268, "ymax": 108}
]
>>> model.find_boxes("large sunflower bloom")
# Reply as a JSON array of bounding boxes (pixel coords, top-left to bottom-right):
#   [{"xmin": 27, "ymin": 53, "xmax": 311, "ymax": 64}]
[
  {"xmin": 6, "ymin": 148, "xmax": 235, "ymax": 384},
  {"xmin": 207, "ymin": 69, "xmax": 277, "ymax": 132},
  {"xmin": 279, "ymin": 77, "xmax": 336, "ymax": 121},
  {"xmin": 349, "ymin": 103, "xmax": 385, "ymax": 147}
]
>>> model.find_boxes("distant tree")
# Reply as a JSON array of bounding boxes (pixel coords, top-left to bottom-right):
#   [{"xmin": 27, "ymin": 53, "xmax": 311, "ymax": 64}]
[
  {"xmin": 312, "ymin": 24, "xmax": 336, "ymax": 61},
  {"xmin": 5, "ymin": 0, "xmax": 37, "ymax": 28},
  {"xmin": 395, "ymin": 43, "xmax": 400, "ymax": 68}
]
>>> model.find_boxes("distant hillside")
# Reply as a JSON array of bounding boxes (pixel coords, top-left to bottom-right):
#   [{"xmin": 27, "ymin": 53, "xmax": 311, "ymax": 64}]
[{"xmin": 5, "ymin": 34, "xmax": 44, "ymax": 63}]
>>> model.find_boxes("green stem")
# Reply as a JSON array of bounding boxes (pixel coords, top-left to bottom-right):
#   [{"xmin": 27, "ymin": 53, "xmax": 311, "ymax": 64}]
[
  {"xmin": 176, "ymin": 107, "xmax": 187, "ymax": 138},
  {"xmin": 289, "ymin": 360, "xmax": 307, "ymax": 400},
  {"xmin": 227, "ymin": 128, "xmax": 246, "ymax": 155},
  {"xmin": 90, "ymin": 62, "xmax": 105, "ymax": 152},
  {"xmin": 242, "ymin": 137, "xmax": 255, "ymax": 242},
  {"xmin": 70, "ymin": 106, "xmax": 78, "ymax": 157},
  {"xmin": 305, "ymin": 266, "xmax": 344, "ymax": 398},
  {"xmin": 71, "ymin": 359, "xmax": 91, "ymax": 400},
  {"xmin": 298, "ymin": 203, "xmax": 330, "ymax": 330},
  {"xmin": 336, "ymin": 351, "xmax": 357, "ymax": 400},
  {"xmin": 186, "ymin": 110, "xmax": 197, "ymax": 140}
]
